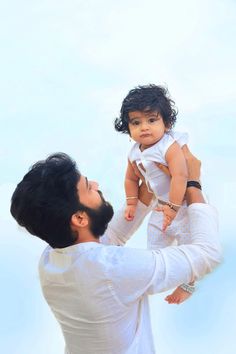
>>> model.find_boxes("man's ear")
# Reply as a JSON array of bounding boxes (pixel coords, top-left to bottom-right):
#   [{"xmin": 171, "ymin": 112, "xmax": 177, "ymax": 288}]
[{"xmin": 71, "ymin": 212, "xmax": 89, "ymax": 228}]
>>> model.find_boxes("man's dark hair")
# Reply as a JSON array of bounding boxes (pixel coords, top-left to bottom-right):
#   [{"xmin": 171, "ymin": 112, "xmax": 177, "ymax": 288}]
[
  {"xmin": 114, "ymin": 84, "xmax": 178, "ymax": 134},
  {"xmin": 10, "ymin": 153, "xmax": 84, "ymax": 248}
]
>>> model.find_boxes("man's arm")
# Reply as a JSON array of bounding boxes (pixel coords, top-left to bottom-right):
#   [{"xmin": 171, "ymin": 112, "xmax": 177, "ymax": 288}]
[
  {"xmin": 100, "ymin": 146, "xmax": 204, "ymax": 246},
  {"xmin": 100, "ymin": 198, "xmax": 153, "ymax": 245},
  {"xmin": 107, "ymin": 200, "xmax": 221, "ymax": 306},
  {"xmin": 147, "ymin": 145, "xmax": 222, "ymax": 291},
  {"xmin": 104, "ymin": 146, "xmax": 222, "ymax": 304},
  {"xmin": 183, "ymin": 144, "xmax": 205, "ymax": 204},
  {"xmin": 101, "ymin": 165, "xmax": 153, "ymax": 246}
]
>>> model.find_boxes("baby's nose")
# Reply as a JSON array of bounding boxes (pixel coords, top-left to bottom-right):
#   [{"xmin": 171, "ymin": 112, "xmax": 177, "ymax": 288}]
[{"xmin": 140, "ymin": 120, "xmax": 149, "ymax": 129}]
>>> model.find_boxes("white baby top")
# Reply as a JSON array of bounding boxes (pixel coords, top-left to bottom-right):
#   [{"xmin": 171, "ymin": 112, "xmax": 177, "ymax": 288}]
[{"xmin": 128, "ymin": 131, "xmax": 188, "ymax": 200}]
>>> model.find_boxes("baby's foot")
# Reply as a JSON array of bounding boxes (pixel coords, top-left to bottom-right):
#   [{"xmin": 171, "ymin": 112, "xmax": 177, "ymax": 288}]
[{"xmin": 165, "ymin": 285, "xmax": 193, "ymax": 305}]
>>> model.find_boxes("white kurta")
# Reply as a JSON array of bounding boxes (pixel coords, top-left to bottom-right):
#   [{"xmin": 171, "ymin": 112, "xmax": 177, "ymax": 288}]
[{"xmin": 39, "ymin": 202, "xmax": 222, "ymax": 354}]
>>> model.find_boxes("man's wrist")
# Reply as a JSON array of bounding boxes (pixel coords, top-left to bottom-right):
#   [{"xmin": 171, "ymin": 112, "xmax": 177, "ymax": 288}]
[
  {"xmin": 186, "ymin": 181, "xmax": 205, "ymax": 205},
  {"xmin": 187, "ymin": 181, "xmax": 202, "ymax": 190}
]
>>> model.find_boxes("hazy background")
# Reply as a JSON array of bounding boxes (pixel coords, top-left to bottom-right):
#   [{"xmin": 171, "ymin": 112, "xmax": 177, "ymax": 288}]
[{"xmin": 0, "ymin": 0, "xmax": 235, "ymax": 353}]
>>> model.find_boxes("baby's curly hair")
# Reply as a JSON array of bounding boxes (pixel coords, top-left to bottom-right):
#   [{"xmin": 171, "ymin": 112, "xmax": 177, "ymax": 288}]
[{"xmin": 114, "ymin": 84, "xmax": 178, "ymax": 134}]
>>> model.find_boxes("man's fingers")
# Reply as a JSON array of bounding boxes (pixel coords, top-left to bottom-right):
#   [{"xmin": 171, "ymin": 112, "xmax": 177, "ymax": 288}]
[
  {"xmin": 155, "ymin": 163, "xmax": 171, "ymax": 176},
  {"xmin": 181, "ymin": 144, "xmax": 190, "ymax": 155},
  {"xmin": 132, "ymin": 162, "xmax": 145, "ymax": 181},
  {"xmin": 156, "ymin": 145, "xmax": 201, "ymax": 181},
  {"xmin": 181, "ymin": 145, "xmax": 201, "ymax": 181}
]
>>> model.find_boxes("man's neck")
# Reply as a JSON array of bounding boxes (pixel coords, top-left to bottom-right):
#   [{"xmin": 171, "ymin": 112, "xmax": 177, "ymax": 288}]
[{"xmin": 74, "ymin": 229, "xmax": 100, "ymax": 244}]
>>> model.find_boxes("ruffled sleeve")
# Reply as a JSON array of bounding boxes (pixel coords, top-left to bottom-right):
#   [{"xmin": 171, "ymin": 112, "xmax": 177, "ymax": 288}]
[
  {"xmin": 170, "ymin": 131, "xmax": 189, "ymax": 147},
  {"xmin": 128, "ymin": 143, "xmax": 140, "ymax": 163}
]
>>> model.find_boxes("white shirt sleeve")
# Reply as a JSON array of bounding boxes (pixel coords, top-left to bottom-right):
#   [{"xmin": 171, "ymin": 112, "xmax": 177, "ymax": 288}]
[
  {"xmin": 105, "ymin": 204, "xmax": 222, "ymax": 305},
  {"xmin": 100, "ymin": 201, "xmax": 153, "ymax": 245}
]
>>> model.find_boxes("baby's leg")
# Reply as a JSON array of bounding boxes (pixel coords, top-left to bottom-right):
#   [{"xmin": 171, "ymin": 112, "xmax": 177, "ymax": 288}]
[
  {"xmin": 164, "ymin": 207, "xmax": 196, "ymax": 304},
  {"xmin": 165, "ymin": 282, "xmax": 195, "ymax": 304}
]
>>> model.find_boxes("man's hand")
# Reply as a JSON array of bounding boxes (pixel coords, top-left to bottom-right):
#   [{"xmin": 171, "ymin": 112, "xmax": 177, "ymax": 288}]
[
  {"xmin": 125, "ymin": 205, "xmax": 137, "ymax": 221},
  {"xmin": 156, "ymin": 145, "xmax": 201, "ymax": 182},
  {"xmin": 181, "ymin": 145, "xmax": 201, "ymax": 182},
  {"xmin": 136, "ymin": 145, "xmax": 202, "ymax": 208},
  {"xmin": 138, "ymin": 182, "xmax": 153, "ymax": 206},
  {"xmin": 157, "ymin": 144, "xmax": 204, "ymax": 205}
]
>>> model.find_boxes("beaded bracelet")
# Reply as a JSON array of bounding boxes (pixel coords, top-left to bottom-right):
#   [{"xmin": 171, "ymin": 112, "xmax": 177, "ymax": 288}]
[{"xmin": 158, "ymin": 199, "xmax": 182, "ymax": 212}]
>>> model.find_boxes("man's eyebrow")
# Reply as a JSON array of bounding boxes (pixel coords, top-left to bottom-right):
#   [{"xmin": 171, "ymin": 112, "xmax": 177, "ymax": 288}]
[{"xmin": 85, "ymin": 177, "xmax": 89, "ymax": 189}]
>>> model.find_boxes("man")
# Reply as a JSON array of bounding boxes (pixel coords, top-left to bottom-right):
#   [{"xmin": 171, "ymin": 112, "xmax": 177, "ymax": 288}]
[{"xmin": 10, "ymin": 147, "xmax": 222, "ymax": 354}]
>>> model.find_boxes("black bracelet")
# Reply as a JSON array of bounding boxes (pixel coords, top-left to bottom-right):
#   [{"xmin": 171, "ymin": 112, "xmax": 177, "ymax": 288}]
[{"xmin": 186, "ymin": 181, "xmax": 202, "ymax": 190}]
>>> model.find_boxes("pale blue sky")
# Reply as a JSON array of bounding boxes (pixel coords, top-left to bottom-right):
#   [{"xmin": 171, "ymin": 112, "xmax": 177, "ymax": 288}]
[{"xmin": 0, "ymin": 0, "xmax": 235, "ymax": 353}]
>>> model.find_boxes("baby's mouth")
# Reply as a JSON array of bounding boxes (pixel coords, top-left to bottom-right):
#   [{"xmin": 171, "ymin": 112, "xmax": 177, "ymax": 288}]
[{"xmin": 140, "ymin": 133, "xmax": 151, "ymax": 138}]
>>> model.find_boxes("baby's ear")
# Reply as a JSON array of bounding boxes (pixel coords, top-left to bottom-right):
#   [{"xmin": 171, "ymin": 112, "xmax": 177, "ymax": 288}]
[{"xmin": 165, "ymin": 124, "xmax": 171, "ymax": 132}]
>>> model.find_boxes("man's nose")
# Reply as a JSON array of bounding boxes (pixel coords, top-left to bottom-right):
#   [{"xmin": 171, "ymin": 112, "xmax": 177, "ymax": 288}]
[{"xmin": 90, "ymin": 181, "xmax": 99, "ymax": 190}]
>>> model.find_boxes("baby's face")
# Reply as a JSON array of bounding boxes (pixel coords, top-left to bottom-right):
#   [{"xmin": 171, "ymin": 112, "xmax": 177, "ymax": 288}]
[{"xmin": 128, "ymin": 110, "xmax": 166, "ymax": 150}]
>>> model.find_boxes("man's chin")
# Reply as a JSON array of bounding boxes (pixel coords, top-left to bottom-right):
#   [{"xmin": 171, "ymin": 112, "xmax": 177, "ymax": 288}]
[
  {"xmin": 93, "ymin": 223, "xmax": 109, "ymax": 239},
  {"xmin": 86, "ymin": 201, "xmax": 114, "ymax": 238}
]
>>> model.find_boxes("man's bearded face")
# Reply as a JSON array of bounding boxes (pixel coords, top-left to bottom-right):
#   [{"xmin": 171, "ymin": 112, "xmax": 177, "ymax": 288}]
[{"xmin": 82, "ymin": 191, "xmax": 114, "ymax": 238}]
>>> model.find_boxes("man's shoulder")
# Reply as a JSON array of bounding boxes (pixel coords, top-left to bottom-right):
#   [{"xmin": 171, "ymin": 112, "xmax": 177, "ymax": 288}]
[
  {"xmin": 39, "ymin": 242, "xmax": 155, "ymax": 279},
  {"xmin": 95, "ymin": 245, "xmax": 155, "ymax": 275}
]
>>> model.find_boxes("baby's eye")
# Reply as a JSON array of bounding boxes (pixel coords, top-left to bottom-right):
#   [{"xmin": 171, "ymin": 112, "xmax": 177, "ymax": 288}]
[
  {"xmin": 131, "ymin": 120, "xmax": 140, "ymax": 126},
  {"xmin": 148, "ymin": 117, "xmax": 157, "ymax": 123}
]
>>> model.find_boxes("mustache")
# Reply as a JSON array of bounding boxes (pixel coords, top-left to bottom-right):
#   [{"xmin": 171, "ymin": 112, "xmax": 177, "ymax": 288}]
[
  {"xmin": 97, "ymin": 190, "xmax": 104, "ymax": 199},
  {"xmin": 97, "ymin": 190, "xmax": 108, "ymax": 204}
]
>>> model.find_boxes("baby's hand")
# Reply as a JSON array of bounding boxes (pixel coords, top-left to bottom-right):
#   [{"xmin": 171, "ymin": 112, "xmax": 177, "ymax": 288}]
[
  {"xmin": 156, "ymin": 205, "xmax": 177, "ymax": 231},
  {"xmin": 125, "ymin": 205, "xmax": 137, "ymax": 221}
]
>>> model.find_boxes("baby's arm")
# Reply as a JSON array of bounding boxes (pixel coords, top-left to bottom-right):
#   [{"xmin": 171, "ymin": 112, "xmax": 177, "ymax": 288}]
[
  {"xmin": 125, "ymin": 160, "xmax": 140, "ymax": 221},
  {"xmin": 162, "ymin": 142, "xmax": 188, "ymax": 230}
]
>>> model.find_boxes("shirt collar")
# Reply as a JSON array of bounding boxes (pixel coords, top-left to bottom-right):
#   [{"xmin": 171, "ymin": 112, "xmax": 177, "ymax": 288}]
[{"xmin": 53, "ymin": 241, "xmax": 102, "ymax": 256}]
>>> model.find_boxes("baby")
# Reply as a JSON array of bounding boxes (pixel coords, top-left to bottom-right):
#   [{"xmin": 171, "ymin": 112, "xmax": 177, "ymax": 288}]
[{"xmin": 115, "ymin": 84, "xmax": 197, "ymax": 304}]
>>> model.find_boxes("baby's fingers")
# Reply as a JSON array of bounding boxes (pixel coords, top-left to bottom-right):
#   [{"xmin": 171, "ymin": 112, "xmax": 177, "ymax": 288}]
[
  {"xmin": 155, "ymin": 206, "xmax": 164, "ymax": 213},
  {"xmin": 125, "ymin": 213, "xmax": 134, "ymax": 221},
  {"xmin": 162, "ymin": 223, "xmax": 167, "ymax": 232},
  {"xmin": 162, "ymin": 215, "xmax": 171, "ymax": 231}
]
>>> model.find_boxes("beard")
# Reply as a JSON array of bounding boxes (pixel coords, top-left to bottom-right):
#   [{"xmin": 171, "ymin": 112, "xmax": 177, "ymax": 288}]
[{"xmin": 81, "ymin": 191, "xmax": 114, "ymax": 238}]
